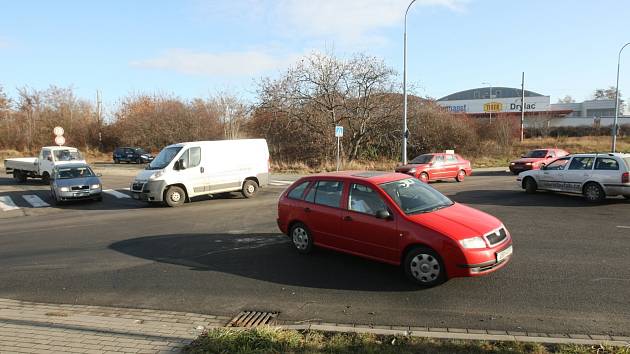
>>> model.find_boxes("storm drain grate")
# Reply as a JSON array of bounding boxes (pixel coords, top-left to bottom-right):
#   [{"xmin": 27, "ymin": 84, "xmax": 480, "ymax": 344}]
[{"xmin": 228, "ymin": 311, "xmax": 279, "ymax": 328}]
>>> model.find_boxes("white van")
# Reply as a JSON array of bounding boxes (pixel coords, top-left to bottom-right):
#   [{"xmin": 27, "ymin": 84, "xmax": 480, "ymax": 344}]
[{"xmin": 130, "ymin": 139, "xmax": 270, "ymax": 207}]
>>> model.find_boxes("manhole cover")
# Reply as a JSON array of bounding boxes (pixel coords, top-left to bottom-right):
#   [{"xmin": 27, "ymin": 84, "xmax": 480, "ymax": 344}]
[{"xmin": 228, "ymin": 311, "xmax": 279, "ymax": 328}]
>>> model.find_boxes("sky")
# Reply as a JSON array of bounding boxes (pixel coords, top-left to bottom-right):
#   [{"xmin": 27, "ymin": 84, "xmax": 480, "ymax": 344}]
[{"xmin": 1, "ymin": 0, "xmax": 629, "ymax": 111}]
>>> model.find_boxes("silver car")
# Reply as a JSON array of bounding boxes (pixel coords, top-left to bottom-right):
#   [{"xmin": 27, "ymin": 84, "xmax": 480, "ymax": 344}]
[
  {"xmin": 50, "ymin": 163, "xmax": 103, "ymax": 204},
  {"xmin": 517, "ymin": 153, "xmax": 630, "ymax": 202}
]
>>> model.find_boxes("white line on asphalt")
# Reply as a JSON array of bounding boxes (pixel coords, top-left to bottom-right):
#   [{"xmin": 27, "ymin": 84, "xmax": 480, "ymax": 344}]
[
  {"xmin": 0, "ymin": 196, "xmax": 20, "ymax": 211},
  {"xmin": 269, "ymin": 180, "xmax": 293, "ymax": 186},
  {"xmin": 22, "ymin": 195, "xmax": 50, "ymax": 208},
  {"xmin": 103, "ymin": 189, "xmax": 131, "ymax": 199},
  {"xmin": 616, "ymin": 226, "xmax": 630, "ymax": 229}
]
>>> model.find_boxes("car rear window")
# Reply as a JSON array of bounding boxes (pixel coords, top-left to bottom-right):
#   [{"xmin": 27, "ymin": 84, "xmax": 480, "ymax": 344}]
[
  {"xmin": 595, "ymin": 158, "xmax": 619, "ymax": 170},
  {"xmin": 623, "ymin": 157, "xmax": 630, "ymax": 169},
  {"xmin": 287, "ymin": 181, "xmax": 310, "ymax": 200}
]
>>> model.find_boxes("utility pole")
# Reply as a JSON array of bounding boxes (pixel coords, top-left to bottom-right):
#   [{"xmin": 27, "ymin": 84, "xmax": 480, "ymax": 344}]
[
  {"xmin": 402, "ymin": 0, "xmax": 417, "ymax": 165},
  {"xmin": 612, "ymin": 42, "xmax": 629, "ymax": 153},
  {"xmin": 520, "ymin": 72, "xmax": 525, "ymax": 142},
  {"xmin": 96, "ymin": 90, "xmax": 103, "ymax": 151}
]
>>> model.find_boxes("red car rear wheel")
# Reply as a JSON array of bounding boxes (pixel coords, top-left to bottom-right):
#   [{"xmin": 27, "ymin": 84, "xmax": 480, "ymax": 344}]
[
  {"xmin": 419, "ymin": 172, "xmax": 429, "ymax": 183},
  {"xmin": 455, "ymin": 170, "xmax": 466, "ymax": 182}
]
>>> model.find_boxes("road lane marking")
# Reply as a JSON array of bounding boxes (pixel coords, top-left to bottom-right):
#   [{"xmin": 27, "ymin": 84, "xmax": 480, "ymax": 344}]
[
  {"xmin": 0, "ymin": 196, "xmax": 20, "ymax": 211},
  {"xmin": 103, "ymin": 189, "xmax": 131, "ymax": 199},
  {"xmin": 269, "ymin": 180, "xmax": 293, "ymax": 186},
  {"xmin": 22, "ymin": 195, "xmax": 50, "ymax": 208},
  {"xmin": 616, "ymin": 226, "xmax": 630, "ymax": 229}
]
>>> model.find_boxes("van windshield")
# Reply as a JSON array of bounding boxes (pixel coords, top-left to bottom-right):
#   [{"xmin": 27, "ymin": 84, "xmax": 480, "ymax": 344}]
[
  {"xmin": 53, "ymin": 149, "xmax": 82, "ymax": 161},
  {"xmin": 148, "ymin": 146, "xmax": 182, "ymax": 170}
]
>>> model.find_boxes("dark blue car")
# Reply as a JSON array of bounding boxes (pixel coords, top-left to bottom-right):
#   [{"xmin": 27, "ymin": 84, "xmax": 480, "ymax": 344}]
[{"xmin": 113, "ymin": 147, "xmax": 154, "ymax": 164}]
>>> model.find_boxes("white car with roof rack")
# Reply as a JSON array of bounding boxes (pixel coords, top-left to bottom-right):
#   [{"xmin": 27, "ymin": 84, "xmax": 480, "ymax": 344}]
[{"xmin": 516, "ymin": 152, "xmax": 630, "ymax": 202}]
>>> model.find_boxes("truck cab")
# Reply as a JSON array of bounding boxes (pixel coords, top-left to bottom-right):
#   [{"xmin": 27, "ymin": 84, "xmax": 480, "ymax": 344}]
[{"xmin": 5, "ymin": 146, "xmax": 85, "ymax": 183}]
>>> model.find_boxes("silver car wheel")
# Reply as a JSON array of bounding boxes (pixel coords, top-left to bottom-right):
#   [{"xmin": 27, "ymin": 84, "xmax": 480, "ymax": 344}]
[
  {"xmin": 585, "ymin": 184, "xmax": 601, "ymax": 201},
  {"xmin": 292, "ymin": 227, "xmax": 309, "ymax": 251},
  {"xmin": 409, "ymin": 253, "xmax": 441, "ymax": 283}
]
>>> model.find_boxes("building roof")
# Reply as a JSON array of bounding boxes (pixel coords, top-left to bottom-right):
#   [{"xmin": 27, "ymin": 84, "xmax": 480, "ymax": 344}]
[{"xmin": 438, "ymin": 87, "xmax": 545, "ymax": 101}]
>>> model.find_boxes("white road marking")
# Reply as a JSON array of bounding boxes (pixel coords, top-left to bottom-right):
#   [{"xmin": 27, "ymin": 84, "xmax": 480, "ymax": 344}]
[
  {"xmin": 269, "ymin": 180, "xmax": 294, "ymax": 186},
  {"xmin": 0, "ymin": 196, "xmax": 20, "ymax": 211},
  {"xmin": 103, "ymin": 189, "xmax": 131, "ymax": 199},
  {"xmin": 22, "ymin": 195, "xmax": 50, "ymax": 208},
  {"xmin": 616, "ymin": 226, "xmax": 630, "ymax": 229}
]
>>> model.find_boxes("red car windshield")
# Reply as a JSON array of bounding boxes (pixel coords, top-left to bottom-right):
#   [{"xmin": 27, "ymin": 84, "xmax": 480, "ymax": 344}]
[
  {"xmin": 524, "ymin": 150, "xmax": 548, "ymax": 158},
  {"xmin": 380, "ymin": 178, "xmax": 453, "ymax": 215},
  {"xmin": 409, "ymin": 154, "xmax": 434, "ymax": 164}
]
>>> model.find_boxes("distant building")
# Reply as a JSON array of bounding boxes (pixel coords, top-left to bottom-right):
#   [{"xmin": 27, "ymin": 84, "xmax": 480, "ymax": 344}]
[{"xmin": 436, "ymin": 87, "xmax": 629, "ymax": 127}]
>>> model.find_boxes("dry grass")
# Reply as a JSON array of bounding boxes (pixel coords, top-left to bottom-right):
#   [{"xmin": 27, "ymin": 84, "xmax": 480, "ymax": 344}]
[{"xmin": 186, "ymin": 326, "xmax": 629, "ymax": 354}]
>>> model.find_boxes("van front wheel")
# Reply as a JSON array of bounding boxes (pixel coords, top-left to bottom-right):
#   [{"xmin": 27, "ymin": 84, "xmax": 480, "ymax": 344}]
[
  {"xmin": 164, "ymin": 186, "xmax": 186, "ymax": 207},
  {"xmin": 241, "ymin": 180, "xmax": 259, "ymax": 198}
]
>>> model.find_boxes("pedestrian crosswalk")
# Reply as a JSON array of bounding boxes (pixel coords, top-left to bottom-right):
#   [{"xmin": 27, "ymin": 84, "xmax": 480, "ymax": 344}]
[{"xmin": 0, "ymin": 180, "xmax": 294, "ymax": 213}]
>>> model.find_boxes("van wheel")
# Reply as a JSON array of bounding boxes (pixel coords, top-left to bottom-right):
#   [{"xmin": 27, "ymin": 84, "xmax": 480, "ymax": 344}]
[
  {"xmin": 290, "ymin": 223, "xmax": 313, "ymax": 254},
  {"xmin": 524, "ymin": 177, "xmax": 537, "ymax": 194},
  {"xmin": 13, "ymin": 170, "xmax": 27, "ymax": 183},
  {"xmin": 404, "ymin": 247, "xmax": 446, "ymax": 287},
  {"xmin": 455, "ymin": 170, "xmax": 466, "ymax": 182},
  {"xmin": 583, "ymin": 182, "xmax": 605, "ymax": 203},
  {"xmin": 241, "ymin": 180, "xmax": 259, "ymax": 198},
  {"xmin": 164, "ymin": 186, "xmax": 186, "ymax": 207}
]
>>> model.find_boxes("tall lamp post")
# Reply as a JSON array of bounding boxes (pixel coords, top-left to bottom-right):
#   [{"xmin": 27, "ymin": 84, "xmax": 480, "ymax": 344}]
[
  {"xmin": 481, "ymin": 82, "xmax": 493, "ymax": 123},
  {"xmin": 402, "ymin": 0, "xmax": 417, "ymax": 165},
  {"xmin": 612, "ymin": 42, "xmax": 630, "ymax": 153}
]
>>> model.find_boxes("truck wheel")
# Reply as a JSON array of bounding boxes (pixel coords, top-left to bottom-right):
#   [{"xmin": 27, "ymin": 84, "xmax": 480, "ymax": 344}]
[
  {"xmin": 41, "ymin": 172, "xmax": 50, "ymax": 184},
  {"xmin": 164, "ymin": 186, "xmax": 186, "ymax": 207},
  {"xmin": 241, "ymin": 180, "xmax": 259, "ymax": 198},
  {"xmin": 13, "ymin": 170, "xmax": 27, "ymax": 183}
]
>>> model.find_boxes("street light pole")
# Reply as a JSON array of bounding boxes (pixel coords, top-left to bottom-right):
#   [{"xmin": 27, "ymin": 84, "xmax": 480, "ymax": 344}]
[
  {"xmin": 402, "ymin": 0, "xmax": 417, "ymax": 165},
  {"xmin": 612, "ymin": 42, "xmax": 630, "ymax": 153},
  {"xmin": 482, "ymin": 82, "xmax": 492, "ymax": 123}
]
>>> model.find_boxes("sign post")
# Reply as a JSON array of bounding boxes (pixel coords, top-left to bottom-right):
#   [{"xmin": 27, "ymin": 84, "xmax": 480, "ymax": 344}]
[{"xmin": 335, "ymin": 126, "xmax": 343, "ymax": 171}]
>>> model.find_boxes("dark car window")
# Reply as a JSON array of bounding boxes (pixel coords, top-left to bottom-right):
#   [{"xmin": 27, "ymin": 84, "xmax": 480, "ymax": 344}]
[
  {"xmin": 348, "ymin": 184, "xmax": 388, "ymax": 216},
  {"xmin": 380, "ymin": 178, "xmax": 453, "ymax": 215},
  {"xmin": 307, "ymin": 180, "xmax": 344, "ymax": 208},
  {"xmin": 409, "ymin": 154, "xmax": 433, "ymax": 164},
  {"xmin": 545, "ymin": 157, "xmax": 570, "ymax": 170},
  {"xmin": 524, "ymin": 150, "xmax": 548, "ymax": 158},
  {"xmin": 287, "ymin": 181, "xmax": 310, "ymax": 200},
  {"xmin": 433, "ymin": 155, "xmax": 445, "ymax": 164},
  {"xmin": 594, "ymin": 158, "xmax": 619, "ymax": 170},
  {"xmin": 568, "ymin": 157, "xmax": 594, "ymax": 170},
  {"xmin": 445, "ymin": 154, "xmax": 457, "ymax": 163}
]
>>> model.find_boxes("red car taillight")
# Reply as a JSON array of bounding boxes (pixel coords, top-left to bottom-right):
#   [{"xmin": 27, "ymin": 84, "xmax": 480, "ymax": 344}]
[{"xmin": 622, "ymin": 172, "xmax": 629, "ymax": 184}]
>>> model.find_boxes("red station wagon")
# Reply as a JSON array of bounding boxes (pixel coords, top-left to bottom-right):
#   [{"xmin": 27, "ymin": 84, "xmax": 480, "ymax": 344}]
[
  {"xmin": 277, "ymin": 171, "xmax": 513, "ymax": 287},
  {"xmin": 509, "ymin": 148, "xmax": 569, "ymax": 175},
  {"xmin": 395, "ymin": 153, "xmax": 472, "ymax": 183}
]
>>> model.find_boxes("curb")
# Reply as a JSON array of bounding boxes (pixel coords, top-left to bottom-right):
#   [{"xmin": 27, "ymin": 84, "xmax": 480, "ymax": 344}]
[{"xmin": 274, "ymin": 322, "xmax": 630, "ymax": 347}]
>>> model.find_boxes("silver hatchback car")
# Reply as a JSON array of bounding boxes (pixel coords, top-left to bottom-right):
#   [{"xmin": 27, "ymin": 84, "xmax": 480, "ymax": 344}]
[{"xmin": 50, "ymin": 163, "xmax": 103, "ymax": 204}]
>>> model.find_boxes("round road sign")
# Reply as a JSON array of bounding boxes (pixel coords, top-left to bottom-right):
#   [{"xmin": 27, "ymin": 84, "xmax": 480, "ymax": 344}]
[
  {"xmin": 54, "ymin": 136, "xmax": 66, "ymax": 146},
  {"xmin": 53, "ymin": 126, "xmax": 64, "ymax": 136}
]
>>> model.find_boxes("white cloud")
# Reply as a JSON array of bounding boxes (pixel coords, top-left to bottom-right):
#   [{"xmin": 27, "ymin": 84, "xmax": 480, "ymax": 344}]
[
  {"xmin": 130, "ymin": 49, "xmax": 298, "ymax": 77},
  {"xmin": 274, "ymin": 0, "xmax": 468, "ymax": 45}
]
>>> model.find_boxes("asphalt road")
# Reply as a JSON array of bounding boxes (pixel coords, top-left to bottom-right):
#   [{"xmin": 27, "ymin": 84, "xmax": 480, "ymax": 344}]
[{"xmin": 0, "ymin": 168, "xmax": 628, "ymax": 336}]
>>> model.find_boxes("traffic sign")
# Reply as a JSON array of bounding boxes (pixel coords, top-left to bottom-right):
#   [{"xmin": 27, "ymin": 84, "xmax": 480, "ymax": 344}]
[
  {"xmin": 54, "ymin": 136, "xmax": 66, "ymax": 146},
  {"xmin": 335, "ymin": 126, "xmax": 344, "ymax": 137},
  {"xmin": 53, "ymin": 126, "xmax": 64, "ymax": 136}
]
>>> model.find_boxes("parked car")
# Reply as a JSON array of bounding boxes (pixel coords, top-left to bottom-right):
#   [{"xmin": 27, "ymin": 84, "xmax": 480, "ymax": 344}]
[
  {"xmin": 277, "ymin": 171, "xmax": 513, "ymax": 287},
  {"xmin": 5, "ymin": 146, "xmax": 85, "ymax": 183},
  {"xmin": 395, "ymin": 153, "xmax": 472, "ymax": 183},
  {"xmin": 517, "ymin": 153, "xmax": 630, "ymax": 202},
  {"xmin": 50, "ymin": 163, "xmax": 103, "ymax": 204},
  {"xmin": 130, "ymin": 139, "xmax": 269, "ymax": 207},
  {"xmin": 509, "ymin": 148, "xmax": 569, "ymax": 175},
  {"xmin": 113, "ymin": 147, "xmax": 154, "ymax": 164}
]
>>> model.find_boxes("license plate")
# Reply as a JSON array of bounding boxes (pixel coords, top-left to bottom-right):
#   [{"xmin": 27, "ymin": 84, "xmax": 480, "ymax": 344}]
[
  {"xmin": 496, "ymin": 245, "xmax": 513, "ymax": 262},
  {"xmin": 73, "ymin": 192, "xmax": 89, "ymax": 197}
]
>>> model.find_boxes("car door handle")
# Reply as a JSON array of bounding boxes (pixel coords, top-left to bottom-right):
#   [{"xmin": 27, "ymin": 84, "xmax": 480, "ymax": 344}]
[
  {"xmin": 304, "ymin": 207, "xmax": 311, "ymax": 213},
  {"xmin": 343, "ymin": 216, "xmax": 353, "ymax": 222},
  {"xmin": 200, "ymin": 166, "xmax": 204, "ymax": 173}
]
